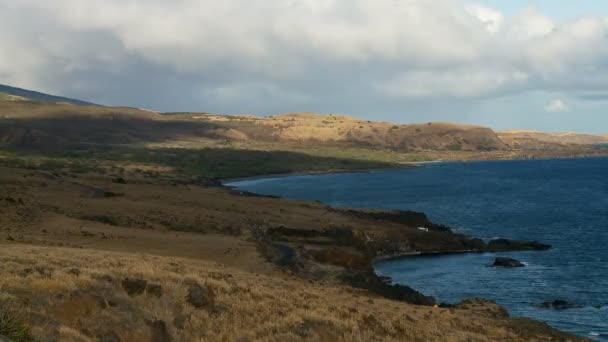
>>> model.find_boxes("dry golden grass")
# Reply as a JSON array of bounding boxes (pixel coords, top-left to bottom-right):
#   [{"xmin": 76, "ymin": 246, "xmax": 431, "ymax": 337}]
[
  {"xmin": 0, "ymin": 166, "xmax": 590, "ymax": 341},
  {"xmin": 0, "ymin": 244, "xmax": 585, "ymax": 342}
]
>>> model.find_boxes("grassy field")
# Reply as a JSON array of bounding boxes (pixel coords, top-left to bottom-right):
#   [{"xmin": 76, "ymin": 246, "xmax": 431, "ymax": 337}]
[
  {"xmin": 0, "ymin": 163, "xmax": 587, "ymax": 341},
  {"xmin": 0, "ymin": 144, "xmax": 399, "ymax": 180},
  {"xmin": 0, "ymin": 91, "xmax": 601, "ymax": 341},
  {"xmin": 3, "ymin": 139, "xmax": 608, "ymax": 182}
]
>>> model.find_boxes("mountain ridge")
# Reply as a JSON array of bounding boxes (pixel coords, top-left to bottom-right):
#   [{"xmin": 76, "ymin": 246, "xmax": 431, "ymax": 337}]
[
  {"xmin": 0, "ymin": 84, "xmax": 97, "ymax": 106},
  {"xmin": 1, "ymin": 84, "xmax": 606, "ymax": 151}
]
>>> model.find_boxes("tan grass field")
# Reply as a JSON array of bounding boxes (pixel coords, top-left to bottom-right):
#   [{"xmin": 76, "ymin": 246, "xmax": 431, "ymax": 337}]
[
  {"xmin": 0, "ymin": 165, "xmax": 590, "ymax": 341},
  {"xmin": 0, "ymin": 95, "xmax": 597, "ymax": 341},
  {"xmin": 0, "ymin": 244, "xmax": 584, "ymax": 342}
]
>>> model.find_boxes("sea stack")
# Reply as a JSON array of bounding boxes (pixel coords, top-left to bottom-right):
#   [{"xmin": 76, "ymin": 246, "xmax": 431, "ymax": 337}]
[{"xmin": 492, "ymin": 257, "xmax": 525, "ymax": 268}]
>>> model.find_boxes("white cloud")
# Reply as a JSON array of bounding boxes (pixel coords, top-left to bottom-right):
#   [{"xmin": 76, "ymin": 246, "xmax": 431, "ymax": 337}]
[
  {"xmin": 544, "ymin": 99, "xmax": 569, "ymax": 113},
  {"xmin": 466, "ymin": 4, "xmax": 504, "ymax": 34},
  {"xmin": 378, "ymin": 68, "xmax": 529, "ymax": 98},
  {"xmin": 1, "ymin": 0, "xmax": 608, "ymax": 113}
]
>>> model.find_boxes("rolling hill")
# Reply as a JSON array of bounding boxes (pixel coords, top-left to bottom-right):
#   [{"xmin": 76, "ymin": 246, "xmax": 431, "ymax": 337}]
[
  {"xmin": 163, "ymin": 112, "xmax": 509, "ymax": 152},
  {"xmin": 498, "ymin": 130, "xmax": 608, "ymax": 147},
  {"xmin": 0, "ymin": 84, "xmax": 606, "ymax": 154},
  {"xmin": 0, "ymin": 84, "xmax": 97, "ymax": 106}
]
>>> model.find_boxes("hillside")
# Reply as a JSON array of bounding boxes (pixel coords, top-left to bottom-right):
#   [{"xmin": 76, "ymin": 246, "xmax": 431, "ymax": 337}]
[
  {"xmin": 4, "ymin": 84, "xmax": 607, "ymax": 154},
  {"xmin": 0, "ymin": 85, "xmax": 600, "ymax": 341},
  {"xmin": 0, "ymin": 95, "xmax": 506, "ymax": 153},
  {"xmin": 0, "ymin": 164, "xmax": 586, "ymax": 342},
  {"xmin": 0, "ymin": 84, "xmax": 96, "ymax": 106},
  {"xmin": 1, "ymin": 86, "xmax": 607, "ymax": 166},
  {"xmin": 499, "ymin": 130, "xmax": 608, "ymax": 147},
  {"xmin": 164, "ymin": 112, "xmax": 509, "ymax": 152}
]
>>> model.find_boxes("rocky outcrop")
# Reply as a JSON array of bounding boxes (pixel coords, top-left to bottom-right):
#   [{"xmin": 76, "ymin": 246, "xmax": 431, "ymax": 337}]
[
  {"xmin": 343, "ymin": 271, "xmax": 436, "ymax": 306},
  {"xmin": 337, "ymin": 209, "xmax": 453, "ymax": 233},
  {"xmin": 487, "ymin": 239, "xmax": 551, "ymax": 251},
  {"xmin": 186, "ymin": 282, "xmax": 216, "ymax": 309},
  {"xmin": 456, "ymin": 298, "xmax": 509, "ymax": 319},
  {"xmin": 492, "ymin": 257, "xmax": 524, "ymax": 268},
  {"xmin": 121, "ymin": 278, "xmax": 147, "ymax": 296},
  {"xmin": 535, "ymin": 300, "xmax": 581, "ymax": 310},
  {"xmin": 253, "ymin": 208, "xmax": 553, "ymax": 307}
]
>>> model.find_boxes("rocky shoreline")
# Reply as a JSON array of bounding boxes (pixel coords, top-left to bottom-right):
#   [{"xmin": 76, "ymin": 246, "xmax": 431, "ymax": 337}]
[
  {"xmin": 0, "ymin": 162, "xmax": 591, "ymax": 341},
  {"xmin": 236, "ymin": 185, "xmax": 553, "ymax": 306}
]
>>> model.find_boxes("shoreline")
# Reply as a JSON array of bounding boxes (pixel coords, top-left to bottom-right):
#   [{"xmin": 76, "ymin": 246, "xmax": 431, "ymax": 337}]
[
  {"xmin": 0, "ymin": 158, "xmax": 591, "ymax": 341},
  {"xmin": 222, "ymin": 160, "xmax": 596, "ymax": 337},
  {"xmin": 221, "ymin": 164, "xmax": 415, "ymax": 185},
  {"xmin": 222, "ymin": 152, "xmax": 608, "ymax": 185}
]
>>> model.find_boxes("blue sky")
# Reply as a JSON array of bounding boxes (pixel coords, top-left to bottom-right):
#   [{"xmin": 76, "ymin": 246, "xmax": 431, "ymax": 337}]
[{"xmin": 1, "ymin": 0, "xmax": 608, "ymax": 133}]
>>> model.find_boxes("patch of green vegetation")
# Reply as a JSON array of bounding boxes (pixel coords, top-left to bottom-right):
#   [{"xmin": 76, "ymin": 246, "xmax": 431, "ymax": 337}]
[
  {"xmin": 447, "ymin": 143, "xmax": 463, "ymax": 151},
  {"xmin": 0, "ymin": 296, "xmax": 35, "ymax": 342},
  {"xmin": 0, "ymin": 144, "xmax": 400, "ymax": 179},
  {"xmin": 0, "ymin": 150, "xmax": 102, "ymax": 174}
]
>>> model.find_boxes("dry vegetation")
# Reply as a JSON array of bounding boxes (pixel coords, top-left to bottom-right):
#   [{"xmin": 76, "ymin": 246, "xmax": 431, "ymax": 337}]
[
  {"xmin": 498, "ymin": 130, "xmax": 608, "ymax": 147},
  {"xmin": 0, "ymin": 163, "xmax": 589, "ymax": 341},
  {"xmin": 0, "ymin": 91, "xmax": 601, "ymax": 341},
  {"xmin": 0, "ymin": 244, "xmax": 586, "ymax": 342}
]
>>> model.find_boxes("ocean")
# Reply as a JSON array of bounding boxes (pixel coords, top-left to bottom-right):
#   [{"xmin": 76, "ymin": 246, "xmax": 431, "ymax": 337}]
[{"xmin": 227, "ymin": 157, "xmax": 608, "ymax": 339}]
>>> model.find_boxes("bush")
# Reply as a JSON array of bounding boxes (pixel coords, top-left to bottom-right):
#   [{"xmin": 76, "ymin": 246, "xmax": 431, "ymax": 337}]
[{"xmin": 0, "ymin": 297, "xmax": 34, "ymax": 341}]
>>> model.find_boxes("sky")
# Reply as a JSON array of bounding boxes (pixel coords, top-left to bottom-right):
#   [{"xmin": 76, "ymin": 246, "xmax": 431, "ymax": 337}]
[{"xmin": 1, "ymin": 0, "xmax": 608, "ymax": 133}]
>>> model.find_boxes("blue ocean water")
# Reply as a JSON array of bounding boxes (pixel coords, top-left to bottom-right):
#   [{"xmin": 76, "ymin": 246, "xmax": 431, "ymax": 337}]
[{"xmin": 227, "ymin": 158, "xmax": 608, "ymax": 339}]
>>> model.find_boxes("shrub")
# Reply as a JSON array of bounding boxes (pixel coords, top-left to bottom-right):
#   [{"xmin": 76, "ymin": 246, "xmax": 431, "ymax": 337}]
[{"xmin": 0, "ymin": 296, "xmax": 34, "ymax": 342}]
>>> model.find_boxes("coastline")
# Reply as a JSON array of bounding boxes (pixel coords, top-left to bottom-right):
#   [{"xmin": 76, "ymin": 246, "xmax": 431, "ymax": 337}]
[
  {"xmin": 0, "ymin": 157, "xmax": 593, "ymax": 341},
  {"xmin": 223, "ymin": 152, "xmax": 608, "ymax": 185},
  {"xmin": 223, "ymin": 160, "xmax": 605, "ymax": 340},
  {"xmin": 221, "ymin": 164, "xmax": 416, "ymax": 185}
]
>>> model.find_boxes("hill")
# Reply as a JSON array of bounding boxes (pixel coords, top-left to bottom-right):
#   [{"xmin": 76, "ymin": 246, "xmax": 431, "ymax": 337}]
[
  {"xmin": 1, "ymin": 85, "xmax": 607, "ymax": 166},
  {"xmin": 498, "ymin": 130, "xmax": 608, "ymax": 147},
  {"xmin": 0, "ymin": 84, "xmax": 96, "ymax": 106},
  {"xmin": 164, "ymin": 112, "xmax": 508, "ymax": 152},
  {"xmin": 0, "ymin": 85, "xmax": 599, "ymax": 341}
]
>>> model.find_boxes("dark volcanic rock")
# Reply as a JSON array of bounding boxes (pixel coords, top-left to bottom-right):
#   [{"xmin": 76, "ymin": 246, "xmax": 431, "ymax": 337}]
[
  {"xmin": 173, "ymin": 314, "xmax": 191, "ymax": 330},
  {"xmin": 232, "ymin": 190, "xmax": 279, "ymax": 198},
  {"xmin": 186, "ymin": 283, "xmax": 216, "ymax": 309},
  {"xmin": 121, "ymin": 278, "xmax": 147, "ymax": 296},
  {"xmin": 535, "ymin": 300, "xmax": 581, "ymax": 310},
  {"xmin": 112, "ymin": 177, "xmax": 127, "ymax": 184},
  {"xmin": 488, "ymin": 239, "xmax": 551, "ymax": 251},
  {"xmin": 339, "ymin": 209, "xmax": 453, "ymax": 233},
  {"xmin": 67, "ymin": 268, "xmax": 81, "ymax": 276},
  {"xmin": 147, "ymin": 320, "xmax": 172, "ymax": 342},
  {"xmin": 492, "ymin": 257, "xmax": 525, "ymax": 268},
  {"xmin": 146, "ymin": 284, "xmax": 163, "ymax": 298},
  {"xmin": 343, "ymin": 271, "xmax": 435, "ymax": 306}
]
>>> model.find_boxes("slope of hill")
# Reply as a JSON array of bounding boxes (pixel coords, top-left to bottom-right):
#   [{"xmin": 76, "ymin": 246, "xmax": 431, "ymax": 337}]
[
  {"xmin": 0, "ymin": 84, "xmax": 96, "ymax": 106},
  {"xmin": 499, "ymin": 130, "xmax": 608, "ymax": 147},
  {"xmin": 0, "ymin": 85, "xmax": 601, "ymax": 341},
  {"xmin": 0, "ymin": 85, "xmax": 605, "ymax": 158},
  {"xmin": 169, "ymin": 112, "xmax": 509, "ymax": 152},
  {"xmin": 0, "ymin": 96, "xmax": 192, "ymax": 149}
]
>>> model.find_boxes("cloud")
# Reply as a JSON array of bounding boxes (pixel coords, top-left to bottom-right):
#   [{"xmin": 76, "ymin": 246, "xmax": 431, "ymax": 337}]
[
  {"xmin": 544, "ymin": 99, "xmax": 569, "ymax": 113},
  {"xmin": 378, "ymin": 68, "xmax": 529, "ymax": 98},
  {"xmin": 1, "ymin": 0, "xmax": 608, "ymax": 117}
]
